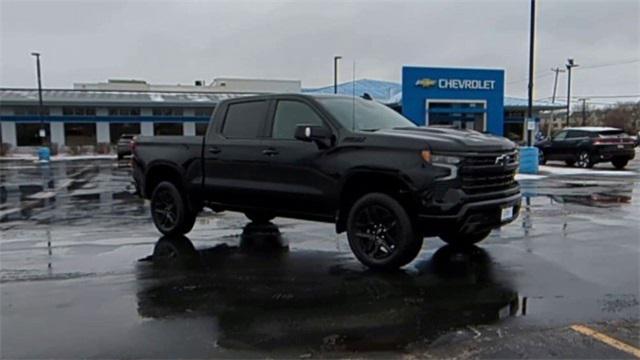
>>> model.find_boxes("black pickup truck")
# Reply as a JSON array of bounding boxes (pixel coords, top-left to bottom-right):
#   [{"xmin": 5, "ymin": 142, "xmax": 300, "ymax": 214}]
[{"xmin": 132, "ymin": 94, "xmax": 521, "ymax": 269}]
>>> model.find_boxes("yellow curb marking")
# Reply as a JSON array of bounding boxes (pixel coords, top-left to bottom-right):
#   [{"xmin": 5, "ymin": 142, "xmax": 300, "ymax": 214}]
[{"xmin": 570, "ymin": 324, "xmax": 640, "ymax": 359}]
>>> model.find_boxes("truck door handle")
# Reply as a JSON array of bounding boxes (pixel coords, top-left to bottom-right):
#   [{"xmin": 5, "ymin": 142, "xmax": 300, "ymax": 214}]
[
  {"xmin": 262, "ymin": 148, "xmax": 279, "ymax": 156},
  {"xmin": 208, "ymin": 146, "xmax": 221, "ymax": 154}
]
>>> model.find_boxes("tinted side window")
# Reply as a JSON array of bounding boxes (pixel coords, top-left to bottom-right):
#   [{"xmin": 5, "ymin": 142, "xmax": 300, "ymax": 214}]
[
  {"xmin": 553, "ymin": 131, "xmax": 567, "ymax": 141},
  {"xmin": 272, "ymin": 101, "xmax": 325, "ymax": 139},
  {"xmin": 222, "ymin": 101, "xmax": 268, "ymax": 139},
  {"xmin": 567, "ymin": 130, "xmax": 587, "ymax": 138}
]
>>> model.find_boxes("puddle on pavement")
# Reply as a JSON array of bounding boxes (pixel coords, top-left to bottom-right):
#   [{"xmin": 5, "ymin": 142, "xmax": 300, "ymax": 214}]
[
  {"xmin": 520, "ymin": 177, "xmax": 635, "ymax": 208},
  {"xmin": 135, "ymin": 222, "xmax": 524, "ymax": 352},
  {"xmin": 1, "ymin": 160, "xmax": 143, "ymax": 224}
]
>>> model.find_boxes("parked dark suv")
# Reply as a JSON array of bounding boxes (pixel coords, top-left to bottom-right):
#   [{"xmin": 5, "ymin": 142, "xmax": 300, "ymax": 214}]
[
  {"xmin": 536, "ymin": 127, "xmax": 636, "ymax": 169},
  {"xmin": 132, "ymin": 94, "xmax": 521, "ymax": 269}
]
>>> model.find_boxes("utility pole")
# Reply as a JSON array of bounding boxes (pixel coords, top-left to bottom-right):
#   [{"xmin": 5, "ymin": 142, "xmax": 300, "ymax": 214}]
[
  {"xmin": 333, "ymin": 56, "xmax": 342, "ymax": 94},
  {"xmin": 548, "ymin": 67, "xmax": 565, "ymax": 136},
  {"xmin": 565, "ymin": 58, "xmax": 579, "ymax": 127},
  {"xmin": 31, "ymin": 52, "xmax": 45, "ymax": 145},
  {"xmin": 526, "ymin": 0, "xmax": 536, "ymax": 146},
  {"xmin": 550, "ymin": 67, "xmax": 565, "ymax": 103}
]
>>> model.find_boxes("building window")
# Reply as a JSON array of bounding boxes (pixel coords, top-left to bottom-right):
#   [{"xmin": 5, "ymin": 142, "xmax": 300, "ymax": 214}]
[
  {"xmin": 194, "ymin": 108, "xmax": 214, "ymax": 117},
  {"xmin": 110, "ymin": 123, "xmax": 141, "ymax": 144},
  {"xmin": 13, "ymin": 106, "xmax": 50, "ymax": 116},
  {"xmin": 16, "ymin": 123, "xmax": 50, "ymax": 146},
  {"xmin": 152, "ymin": 108, "xmax": 183, "ymax": 117},
  {"xmin": 108, "ymin": 108, "xmax": 141, "ymax": 116},
  {"xmin": 65, "ymin": 123, "xmax": 96, "ymax": 146},
  {"xmin": 154, "ymin": 123, "xmax": 183, "ymax": 135},
  {"xmin": 62, "ymin": 107, "xmax": 96, "ymax": 116},
  {"xmin": 195, "ymin": 123, "xmax": 208, "ymax": 135}
]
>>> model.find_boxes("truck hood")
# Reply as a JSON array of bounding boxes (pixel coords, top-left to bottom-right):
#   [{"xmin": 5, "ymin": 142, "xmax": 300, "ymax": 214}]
[{"xmin": 375, "ymin": 127, "xmax": 516, "ymax": 152}]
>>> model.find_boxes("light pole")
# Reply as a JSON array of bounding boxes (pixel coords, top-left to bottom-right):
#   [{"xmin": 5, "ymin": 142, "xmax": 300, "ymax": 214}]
[
  {"xmin": 333, "ymin": 56, "xmax": 342, "ymax": 94},
  {"xmin": 526, "ymin": 0, "xmax": 536, "ymax": 146},
  {"xmin": 565, "ymin": 58, "xmax": 579, "ymax": 127},
  {"xmin": 31, "ymin": 52, "xmax": 46, "ymax": 145}
]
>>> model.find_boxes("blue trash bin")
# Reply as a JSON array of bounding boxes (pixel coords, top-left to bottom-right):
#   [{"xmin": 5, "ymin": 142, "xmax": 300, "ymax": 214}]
[
  {"xmin": 519, "ymin": 146, "xmax": 539, "ymax": 174},
  {"xmin": 38, "ymin": 147, "xmax": 51, "ymax": 162}
]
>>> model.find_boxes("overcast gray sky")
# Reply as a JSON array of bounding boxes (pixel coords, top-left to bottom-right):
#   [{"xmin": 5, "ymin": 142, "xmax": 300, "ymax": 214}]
[{"xmin": 1, "ymin": 0, "xmax": 639, "ymax": 102}]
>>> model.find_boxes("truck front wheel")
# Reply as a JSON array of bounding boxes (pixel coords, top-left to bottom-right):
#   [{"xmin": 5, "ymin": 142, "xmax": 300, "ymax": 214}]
[
  {"xmin": 151, "ymin": 181, "xmax": 197, "ymax": 235},
  {"xmin": 346, "ymin": 193, "xmax": 423, "ymax": 270},
  {"xmin": 439, "ymin": 229, "xmax": 491, "ymax": 247}
]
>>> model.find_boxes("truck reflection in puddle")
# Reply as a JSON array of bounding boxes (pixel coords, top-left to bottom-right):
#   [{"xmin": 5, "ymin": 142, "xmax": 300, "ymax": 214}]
[{"xmin": 136, "ymin": 222, "xmax": 522, "ymax": 351}]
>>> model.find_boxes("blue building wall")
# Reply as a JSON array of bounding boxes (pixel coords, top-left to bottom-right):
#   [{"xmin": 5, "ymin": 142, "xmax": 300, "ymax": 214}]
[{"xmin": 402, "ymin": 66, "xmax": 505, "ymax": 135}]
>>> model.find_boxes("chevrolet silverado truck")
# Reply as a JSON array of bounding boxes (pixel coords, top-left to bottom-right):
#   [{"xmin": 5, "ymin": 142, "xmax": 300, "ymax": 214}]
[{"xmin": 132, "ymin": 94, "xmax": 521, "ymax": 269}]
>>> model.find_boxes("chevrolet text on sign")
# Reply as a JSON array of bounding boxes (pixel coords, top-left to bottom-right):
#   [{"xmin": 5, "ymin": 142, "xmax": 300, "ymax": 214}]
[{"xmin": 438, "ymin": 79, "xmax": 495, "ymax": 90}]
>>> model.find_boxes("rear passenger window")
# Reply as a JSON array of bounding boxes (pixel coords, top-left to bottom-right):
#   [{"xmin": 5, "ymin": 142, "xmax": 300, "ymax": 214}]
[
  {"xmin": 222, "ymin": 101, "xmax": 268, "ymax": 139},
  {"xmin": 567, "ymin": 130, "xmax": 585, "ymax": 138},
  {"xmin": 553, "ymin": 131, "xmax": 567, "ymax": 141},
  {"xmin": 272, "ymin": 101, "xmax": 325, "ymax": 139}
]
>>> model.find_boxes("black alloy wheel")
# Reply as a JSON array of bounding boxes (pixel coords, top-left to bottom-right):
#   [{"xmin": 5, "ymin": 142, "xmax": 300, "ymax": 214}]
[
  {"xmin": 151, "ymin": 181, "xmax": 197, "ymax": 235},
  {"xmin": 347, "ymin": 193, "xmax": 423, "ymax": 270},
  {"xmin": 353, "ymin": 204, "xmax": 398, "ymax": 259},
  {"xmin": 576, "ymin": 150, "xmax": 593, "ymax": 168}
]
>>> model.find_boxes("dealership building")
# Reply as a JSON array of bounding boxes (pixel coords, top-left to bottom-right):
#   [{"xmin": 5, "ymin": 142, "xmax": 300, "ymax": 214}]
[{"xmin": 0, "ymin": 67, "xmax": 562, "ymax": 152}]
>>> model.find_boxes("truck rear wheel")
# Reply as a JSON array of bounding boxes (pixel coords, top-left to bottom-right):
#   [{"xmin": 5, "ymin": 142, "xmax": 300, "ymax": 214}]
[
  {"xmin": 439, "ymin": 229, "xmax": 491, "ymax": 247},
  {"xmin": 151, "ymin": 181, "xmax": 197, "ymax": 236},
  {"xmin": 346, "ymin": 193, "xmax": 423, "ymax": 270}
]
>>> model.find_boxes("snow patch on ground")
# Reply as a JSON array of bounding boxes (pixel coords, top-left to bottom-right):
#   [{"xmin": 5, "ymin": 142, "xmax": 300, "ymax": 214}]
[
  {"xmin": 515, "ymin": 173, "xmax": 547, "ymax": 180},
  {"xmin": 540, "ymin": 165, "xmax": 636, "ymax": 177}
]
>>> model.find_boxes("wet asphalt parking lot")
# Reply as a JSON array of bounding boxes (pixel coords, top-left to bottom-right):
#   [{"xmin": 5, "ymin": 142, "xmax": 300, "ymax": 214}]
[{"xmin": 1, "ymin": 156, "xmax": 639, "ymax": 358}]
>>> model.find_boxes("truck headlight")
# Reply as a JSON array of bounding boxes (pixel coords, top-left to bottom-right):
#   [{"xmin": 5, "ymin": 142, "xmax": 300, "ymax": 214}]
[
  {"xmin": 420, "ymin": 150, "xmax": 462, "ymax": 165},
  {"xmin": 431, "ymin": 154, "xmax": 462, "ymax": 165}
]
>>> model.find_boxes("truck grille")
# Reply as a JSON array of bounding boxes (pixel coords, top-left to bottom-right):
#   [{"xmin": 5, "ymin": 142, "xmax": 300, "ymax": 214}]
[{"xmin": 460, "ymin": 151, "xmax": 518, "ymax": 194}]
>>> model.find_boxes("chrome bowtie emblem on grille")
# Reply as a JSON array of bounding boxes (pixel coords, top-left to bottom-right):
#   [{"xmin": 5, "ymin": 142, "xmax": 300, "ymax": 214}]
[{"xmin": 495, "ymin": 154, "xmax": 509, "ymax": 165}]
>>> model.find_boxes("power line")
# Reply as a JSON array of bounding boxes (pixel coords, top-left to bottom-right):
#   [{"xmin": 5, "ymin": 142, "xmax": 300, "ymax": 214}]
[
  {"xmin": 537, "ymin": 94, "xmax": 640, "ymax": 100},
  {"xmin": 506, "ymin": 58, "xmax": 640, "ymax": 85},
  {"xmin": 574, "ymin": 59, "xmax": 640, "ymax": 71}
]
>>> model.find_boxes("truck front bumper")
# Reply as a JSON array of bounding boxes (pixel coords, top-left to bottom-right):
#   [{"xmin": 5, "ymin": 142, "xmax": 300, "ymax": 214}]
[{"xmin": 417, "ymin": 192, "xmax": 522, "ymax": 235}]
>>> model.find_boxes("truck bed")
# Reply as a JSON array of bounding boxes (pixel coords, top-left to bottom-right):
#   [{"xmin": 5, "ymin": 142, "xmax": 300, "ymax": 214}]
[{"xmin": 134, "ymin": 135, "xmax": 203, "ymax": 170}]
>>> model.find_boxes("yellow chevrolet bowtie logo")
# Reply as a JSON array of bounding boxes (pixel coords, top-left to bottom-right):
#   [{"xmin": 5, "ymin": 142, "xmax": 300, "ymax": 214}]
[{"xmin": 415, "ymin": 78, "xmax": 437, "ymax": 88}]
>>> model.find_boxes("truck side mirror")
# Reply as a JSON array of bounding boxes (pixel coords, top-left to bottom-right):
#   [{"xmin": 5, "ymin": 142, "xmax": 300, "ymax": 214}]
[{"xmin": 294, "ymin": 125, "xmax": 333, "ymax": 148}]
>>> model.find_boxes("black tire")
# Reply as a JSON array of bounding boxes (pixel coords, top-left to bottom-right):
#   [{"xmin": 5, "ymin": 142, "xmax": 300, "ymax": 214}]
[
  {"xmin": 576, "ymin": 150, "xmax": 593, "ymax": 168},
  {"xmin": 151, "ymin": 181, "xmax": 197, "ymax": 235},
  {"xmin": 565, "ymin": 160, "xmax": 575, "ymax": 167},
  {"xmin": 346, "ymin": 193, "xmax": 423, "ymax": 270},
  {"xmin": 439, "ymin": 229, "xmax": 491, "ymax": 247},
  {"xmin": 612, "ymin": 158, "xmax": 628, "ymax": 170},
  {"xmin": 245, "ymin": 212, "xmax": 275, "ymax": 223},
  {"xmin": 539, "ymin": 151, "xmax": 547, "ymax": 165}
]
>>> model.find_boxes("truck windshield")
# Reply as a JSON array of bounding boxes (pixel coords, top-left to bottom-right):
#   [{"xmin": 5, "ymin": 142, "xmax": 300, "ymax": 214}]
[{"xmin": 318, "ymin": 97, "xmax": 416, "ymax": 131}]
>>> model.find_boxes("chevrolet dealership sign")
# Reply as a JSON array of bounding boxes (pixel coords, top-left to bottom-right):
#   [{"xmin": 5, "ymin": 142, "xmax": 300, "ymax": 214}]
[{"xmin": 415, "ymin": 78, "xmax": 496, "ymax": 90}]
